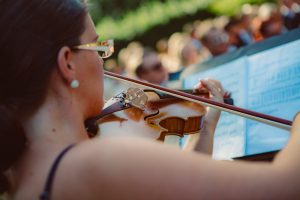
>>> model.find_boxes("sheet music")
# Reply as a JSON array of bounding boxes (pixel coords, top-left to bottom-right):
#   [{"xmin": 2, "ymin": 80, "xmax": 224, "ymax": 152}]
[
  {"xmin": 183, "ymin": 38, "xmax": 300, "ymax": 158},
  {"xmin": 246, "ymin": 39, "xmax": 300, "ymax": 154}
]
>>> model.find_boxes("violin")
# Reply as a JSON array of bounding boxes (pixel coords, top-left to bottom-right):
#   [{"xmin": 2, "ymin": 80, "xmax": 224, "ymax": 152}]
[
  {"xmin": 85, "ymin": 88, "xmax": 207, "ymax": 143},
  {"xmin": 85, "ymin": 71, "xmax": 292, "ymax": 143}
]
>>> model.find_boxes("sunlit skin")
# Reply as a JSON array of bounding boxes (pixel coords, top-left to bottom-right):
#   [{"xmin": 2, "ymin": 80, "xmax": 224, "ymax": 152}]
[
  {"xmin": 70, "ymin": 17, "xmax": 104, "ymax": 118},
  {"xmin": 7, "ymin": 13, "xmax": 300, "ymax": 200}
]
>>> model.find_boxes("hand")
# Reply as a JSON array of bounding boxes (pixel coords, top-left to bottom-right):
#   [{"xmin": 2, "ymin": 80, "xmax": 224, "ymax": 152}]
[
  {"xmin": 192, "ymin": 78, "xmax": 227, "ymax": 154},
  {"xmin": 193, "ymin": 78, "xmax": 226, "ymax": 103}
]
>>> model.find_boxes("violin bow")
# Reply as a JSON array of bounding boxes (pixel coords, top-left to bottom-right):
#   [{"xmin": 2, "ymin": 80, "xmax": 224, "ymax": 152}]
[{"xmin": 104, "ymin": 71, "xmax": 292, "ymax": 131}]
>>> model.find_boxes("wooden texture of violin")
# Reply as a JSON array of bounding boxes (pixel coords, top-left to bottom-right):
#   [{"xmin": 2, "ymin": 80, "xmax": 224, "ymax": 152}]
[
  {"xmin": 97, "ymin": 91, "xmax": 206, "ymax": 143},
  {"xmin": 157, "ymin": 116, "xmax": 204, "ymax": 141}
]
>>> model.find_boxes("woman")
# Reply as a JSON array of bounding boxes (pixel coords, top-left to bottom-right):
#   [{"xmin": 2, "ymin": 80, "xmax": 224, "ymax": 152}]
[{"xmin": 0, "ymin": 0, "xmax": 299, "ymax": 199}]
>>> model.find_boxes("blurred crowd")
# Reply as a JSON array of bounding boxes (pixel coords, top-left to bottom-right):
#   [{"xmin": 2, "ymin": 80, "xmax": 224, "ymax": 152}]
[{"xmin": 103, "ymin": 0, "xmax": 300, "ymax": 99}]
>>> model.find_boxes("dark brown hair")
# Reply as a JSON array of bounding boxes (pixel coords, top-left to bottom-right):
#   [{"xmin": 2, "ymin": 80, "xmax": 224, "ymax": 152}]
[{"xmin": 0, "ymin": 0, "xmax": 87, "ymax": 193}]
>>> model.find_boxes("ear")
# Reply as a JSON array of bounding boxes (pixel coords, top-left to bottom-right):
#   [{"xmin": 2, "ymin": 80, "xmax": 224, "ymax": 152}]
[{"xmin": 57, "ymin": 46, "xmax": 76, "ymax": 84}]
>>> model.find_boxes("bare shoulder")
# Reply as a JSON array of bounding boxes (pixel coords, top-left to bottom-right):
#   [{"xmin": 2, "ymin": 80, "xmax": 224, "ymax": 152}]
[
  {"xmin": 52, "ymin": 136, "xmax": 294, "ymax": 200},
  {"xmin": 68, "ymin": 136, "xmax": 204, "ymax": 174},
  {"xmin": 51, "ymin": 137, "xmax": 208, "ymax": 199}
]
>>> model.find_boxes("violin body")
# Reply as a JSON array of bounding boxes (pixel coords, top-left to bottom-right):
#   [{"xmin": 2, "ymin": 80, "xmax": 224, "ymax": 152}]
[{"xmin": 97, "ymin": 90, "xmax": 206, "ymax": 147}]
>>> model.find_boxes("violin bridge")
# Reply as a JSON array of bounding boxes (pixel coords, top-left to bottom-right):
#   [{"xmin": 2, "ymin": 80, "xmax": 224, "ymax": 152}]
[{"xmin": 124, "ymin": 87, "xmax": 148, "ymax": 110}]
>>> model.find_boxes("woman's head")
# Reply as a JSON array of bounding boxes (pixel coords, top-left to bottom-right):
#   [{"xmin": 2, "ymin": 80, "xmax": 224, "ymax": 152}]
[
  {"xmin": 0, "ymin": 0, "xmax": 89, "ymax": 193},
  {"xmin": 0, "ymin": 0, "xmax": 89, "ymax": 115}
]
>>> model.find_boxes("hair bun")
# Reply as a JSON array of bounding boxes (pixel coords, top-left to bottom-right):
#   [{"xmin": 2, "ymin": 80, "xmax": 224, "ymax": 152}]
[
  {"xmin": 0, "ymin": 105, "xmax": 26, "ymax": 193},
  {"xmin": 0, "ymin": 173, "xmax": 9, "ymax": 193}
]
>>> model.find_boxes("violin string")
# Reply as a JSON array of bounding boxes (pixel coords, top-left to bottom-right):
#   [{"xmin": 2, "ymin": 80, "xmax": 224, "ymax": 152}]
[{"xmin": 104, "ymin": 71, "xmax": 291, "ymax": 131}]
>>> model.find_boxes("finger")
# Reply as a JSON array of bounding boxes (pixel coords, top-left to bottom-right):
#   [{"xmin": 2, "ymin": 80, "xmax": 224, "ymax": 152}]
[
  {"xmin": 207, "ymin": 79, "xmax": 226, "ymax": 96},
  {"xmin": 203, "ymin": 80, "xmax": 220, "ymax": 95},
  {"xmin": 201, "ymin": 80, "xmax": 224, "ymax": 103},
  {"xmin": 193, "ymin": 80, "xmax": 206, "ymax": 91},
  {"xmin": 208, "ymin": 79, "xmax": 225, "ymax": 93}
]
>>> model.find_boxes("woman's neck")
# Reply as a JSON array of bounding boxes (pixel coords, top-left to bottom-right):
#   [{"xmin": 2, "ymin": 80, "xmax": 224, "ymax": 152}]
[
  {"xmin": 24, "ymin": 94, "xmax": 89, "ymax": 149},
  {"xmin": 8, "ymin": 93, "xmax": 90, "ymax": 197}
]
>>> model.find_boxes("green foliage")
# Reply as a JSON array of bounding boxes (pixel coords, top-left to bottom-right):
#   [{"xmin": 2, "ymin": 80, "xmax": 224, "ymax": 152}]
[
  {"xmin": 89, "ymin": 0, "xmax": 149, "ymax": 22},
  {"xmin": 91, "ymin": 0, "xmax": 273, "ymax": 41},
  {"xmin": 95, "ymin": 0, "xmax": 212, "ymax": 40},
  {"xmin": 208, "ymin": 0, "xmax": 276, "ymax": 16}
]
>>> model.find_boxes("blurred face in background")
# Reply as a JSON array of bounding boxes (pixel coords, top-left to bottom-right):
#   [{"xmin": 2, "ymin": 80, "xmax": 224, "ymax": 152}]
[
  {"xmin": 260, "ymin": 14, "xmax": 284, "ymax": 39},
  {"xmin": 136, "ymin": 53, "xmax": 169, "ymax": 85},
  {"xmin": 202, "ymin": 29, "xmax": 231, "ymax": 57},
  {"xmin": 181, "ymin": 41, "xmax": 200, "ymax": 67}
]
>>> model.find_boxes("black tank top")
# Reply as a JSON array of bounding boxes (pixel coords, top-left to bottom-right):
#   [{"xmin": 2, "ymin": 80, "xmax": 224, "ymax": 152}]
[{"xmin": 39, "ymin": 144, "xmax": 75, "ymax": 200}]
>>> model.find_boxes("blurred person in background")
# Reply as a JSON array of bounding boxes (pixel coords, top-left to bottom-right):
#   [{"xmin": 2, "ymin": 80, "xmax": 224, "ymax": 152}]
[
  {"xmin": 201, "ymin": 28, "xmax": 236, "ymax": 58},
  {"xmin": 180, "ymin": 39, "xmax": 201, "ymax": 68},
  {"xmin": 189, "ymin": 26, "xmax": 203, "ymax": 52},
  {"xmin": 167, "ymin": 40, "xmax": 201, "ymax": 82},
  {"xmin": 156, "ymin": 38, "xmax": 178, "ymax": 77},
  {"xmin": 135, "ymin": 49, "xmax": 169, "ymax": 86},
  {"xmin": 119, "ymin": 41, "xmax": 144, "ymax": 78},
  {"xmin": 104, "ymin": 59, "xmax": 125, "ymax": 75},
  {"xmin": 224, "ymin": 17, "xmax": 253, "ymax": 48},
  {"xmin": 260, "ymin": 12, "xmax": 285, "ymax": 39},
  {"xmin": 166, "ymin": 32, "xmax": 186, "ymax": 71},
  {"xmin": 280, "ymin": 0, "xmax": 300, "ymax": 30}
]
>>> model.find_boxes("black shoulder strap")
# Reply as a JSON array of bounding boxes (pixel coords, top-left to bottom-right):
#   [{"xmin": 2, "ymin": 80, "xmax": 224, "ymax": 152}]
[{"xmin": 40, "ymin": 144, "xmax": 76, "ymax": 200}]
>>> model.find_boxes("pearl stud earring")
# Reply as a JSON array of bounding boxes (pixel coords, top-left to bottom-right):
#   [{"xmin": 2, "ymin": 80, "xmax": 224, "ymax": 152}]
[{"xmin": 70, "ymin": 79, "xmax": 79, "ymax": 89}]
